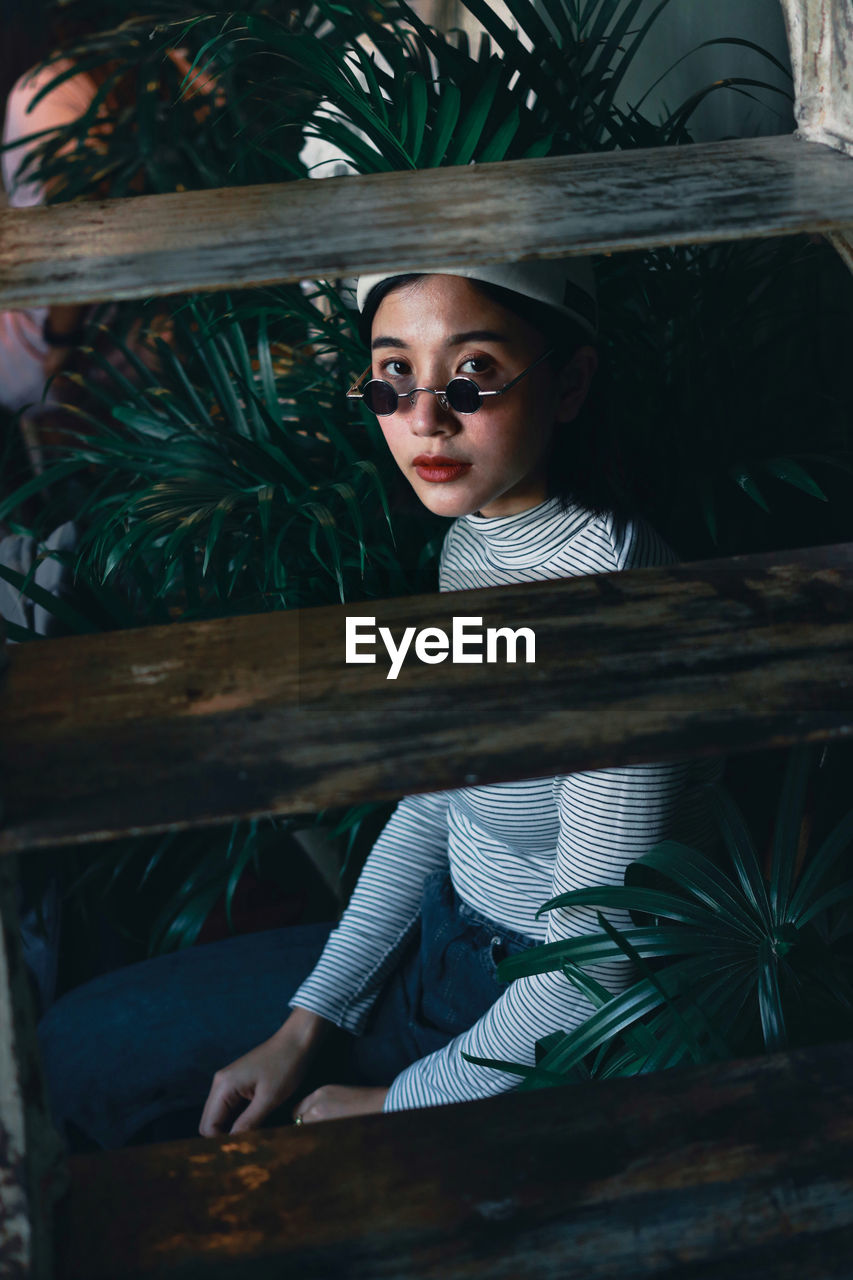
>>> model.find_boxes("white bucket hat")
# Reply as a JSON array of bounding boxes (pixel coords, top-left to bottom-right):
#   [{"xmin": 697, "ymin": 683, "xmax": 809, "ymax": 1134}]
[{"xmin": 355, "ymin": 258, "xmax": 598, "ymax": 336}]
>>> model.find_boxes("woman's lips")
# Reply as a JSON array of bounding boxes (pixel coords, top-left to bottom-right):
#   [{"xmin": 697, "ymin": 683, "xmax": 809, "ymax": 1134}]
[{"xmin": 412, "ymin": 454, "xmax": 472, "ymax": 483}]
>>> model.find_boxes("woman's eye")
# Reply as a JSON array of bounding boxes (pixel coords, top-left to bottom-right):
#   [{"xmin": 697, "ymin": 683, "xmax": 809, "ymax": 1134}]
[
  {"xmin": 379, "ymin": 359, "xmax": 410, "ymax": 380},
  {"xmin": 459, "ymin": 355, "xmax": 493, "ymax": 377}
]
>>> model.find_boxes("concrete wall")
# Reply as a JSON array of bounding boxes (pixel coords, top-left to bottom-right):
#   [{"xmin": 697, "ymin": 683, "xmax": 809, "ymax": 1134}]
[
  {"xmin": 614, "ymin": 0, "xmax": 794, "ymax": 140},
  {"xmin": 416, "ymin": 0, "xmax": 795, "ymax": 141}
]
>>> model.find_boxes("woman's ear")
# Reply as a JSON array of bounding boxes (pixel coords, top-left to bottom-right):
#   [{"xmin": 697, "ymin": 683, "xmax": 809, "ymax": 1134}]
[{"xmin": 554, "ymin": 345, "xmax": 598, "ymax": 423}]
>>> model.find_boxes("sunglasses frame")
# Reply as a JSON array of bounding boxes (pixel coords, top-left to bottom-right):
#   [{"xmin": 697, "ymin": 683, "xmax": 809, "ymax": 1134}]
[{"xmin": 346, "ymin": 347, "xmax": 555, "ymax": 416}]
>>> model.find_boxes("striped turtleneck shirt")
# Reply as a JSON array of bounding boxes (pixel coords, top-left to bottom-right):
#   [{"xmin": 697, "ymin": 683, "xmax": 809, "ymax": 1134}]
[{"xmin": 290, "ymin": 496, "xmax": 721, "ymax": 1111}]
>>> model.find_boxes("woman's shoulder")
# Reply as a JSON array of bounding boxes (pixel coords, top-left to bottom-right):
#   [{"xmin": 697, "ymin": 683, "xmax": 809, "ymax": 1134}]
[
  {"xmin": 437, "ymin": 500, "xmax": 678, "ymax": 588},
  {"xmin": 579, "ymin": 508, "xmax": 680, "ymax": 573}
]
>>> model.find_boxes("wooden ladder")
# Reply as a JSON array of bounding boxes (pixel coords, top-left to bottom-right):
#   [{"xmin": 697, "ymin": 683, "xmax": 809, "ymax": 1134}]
[{"xmin": 1, "ymin": 1, "xmax": 852, "ymax": 1275}]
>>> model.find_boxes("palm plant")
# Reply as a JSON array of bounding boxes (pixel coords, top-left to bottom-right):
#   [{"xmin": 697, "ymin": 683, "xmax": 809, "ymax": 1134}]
[
  {"xmin": 463, "ymin": 744, "xmax": 853, "ymax": 1087},
  {"xmin": 3, "ymin": 286, "xmax": 443, "ymax": 626}
]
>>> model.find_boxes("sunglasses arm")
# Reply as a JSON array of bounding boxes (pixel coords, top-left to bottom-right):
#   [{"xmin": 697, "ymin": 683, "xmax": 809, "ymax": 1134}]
[
  {"xmin": 346, "ymin": 364, "xmax": 372, "ymax": 398},
  {"xmin": 472, "ymin": 347, "xmax": 555, "ymax": 401}
]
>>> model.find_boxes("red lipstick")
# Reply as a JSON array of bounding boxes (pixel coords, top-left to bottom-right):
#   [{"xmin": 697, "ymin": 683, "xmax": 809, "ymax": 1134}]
[{"xmin": 412, "ymin": 453, "xmax": 472, "ymax": 483}]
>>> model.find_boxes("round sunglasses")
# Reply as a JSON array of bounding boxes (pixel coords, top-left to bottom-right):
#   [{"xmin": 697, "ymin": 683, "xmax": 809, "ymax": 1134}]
[{"xmin": 346, "ymin": 347, "xmax": 554, "ymax": 416}]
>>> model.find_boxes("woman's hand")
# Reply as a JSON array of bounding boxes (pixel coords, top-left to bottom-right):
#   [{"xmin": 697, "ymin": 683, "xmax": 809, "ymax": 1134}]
[
  {"xmin": 199, "ymin": 1007, "xmax": 332, "ymax": 1137},
  {"xmin": 294, "ymin": 1085, "xmax": 389, "ymax": 1125}
]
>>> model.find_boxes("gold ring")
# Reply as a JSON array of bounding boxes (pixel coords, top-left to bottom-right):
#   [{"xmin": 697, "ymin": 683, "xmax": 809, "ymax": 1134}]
[{"xmin": 294, "ymin": 1114, "xmax": 304, "ymax": 1126}]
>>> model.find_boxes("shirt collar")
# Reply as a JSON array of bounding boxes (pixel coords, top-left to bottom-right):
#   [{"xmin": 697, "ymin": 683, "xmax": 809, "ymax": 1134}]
[{"xmin": 460, "ymin": 496, "xmax": 594, "ymax": 563}]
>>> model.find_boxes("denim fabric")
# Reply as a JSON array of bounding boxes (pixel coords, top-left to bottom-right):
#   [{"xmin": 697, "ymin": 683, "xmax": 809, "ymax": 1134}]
[{"xmin": 38, "ymin": 869, "xmax": 536, "ymax": 1149}]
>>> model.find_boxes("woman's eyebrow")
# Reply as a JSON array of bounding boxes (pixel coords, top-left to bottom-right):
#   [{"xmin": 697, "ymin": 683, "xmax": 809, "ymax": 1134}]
[
  {"xmin": 447, "ymin": 330, "xmax": 510, "ymax": 346},
  {"xmin": 372, "ymin": 336, "xmax": 409, "ymax": 350},
  {"xmin": 371, "ymin": 329, "xmax": 509, "ymax": 350}
]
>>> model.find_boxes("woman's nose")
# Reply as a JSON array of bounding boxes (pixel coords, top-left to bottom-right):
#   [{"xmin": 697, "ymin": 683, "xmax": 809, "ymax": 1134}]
[{"xmin": 405, "ymin": 388, "xmax": 458, "ymax": 436}]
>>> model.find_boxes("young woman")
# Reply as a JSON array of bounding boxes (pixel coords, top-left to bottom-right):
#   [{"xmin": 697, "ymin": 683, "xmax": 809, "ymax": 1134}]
[
  {"xmin": 196, "ymin": 259, "xmax": 720, "ymax": 1131},
  {"xmin": 38, "ymin": 258, "xmax": 720, "ymax": 1147}
]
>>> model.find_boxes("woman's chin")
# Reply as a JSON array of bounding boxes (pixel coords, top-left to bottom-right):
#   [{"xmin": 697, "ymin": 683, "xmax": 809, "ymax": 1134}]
[{"xmin": 409, "ymin": 479, "xmax": 485, "ymax": 519}]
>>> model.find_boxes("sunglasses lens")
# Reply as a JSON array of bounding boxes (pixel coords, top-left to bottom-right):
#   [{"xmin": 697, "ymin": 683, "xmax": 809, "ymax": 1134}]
[
  {"xmin": 362, "ymin": 380, "xmax": 398, "ymax": 416},
  {"xmin": 446, "ymin": 378, "xmax": 482, "ymax": 414}
]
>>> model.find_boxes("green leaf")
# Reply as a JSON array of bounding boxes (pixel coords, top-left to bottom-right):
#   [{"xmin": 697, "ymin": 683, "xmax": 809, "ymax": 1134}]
[
  {"xmin": 459, "ymin": 0, "xmax": 564, "ymax": 119},
  {"xmin": 757, "ymin": 940, "xmax": 788, "ymax": 1052},
  {"xmin": 445, "ymin": 58, "xmax": 504, "ymax": 166},
  {"xmin": 428, "ymin": 82, "xmax": 462, "ymax": 167},
  {"xmin": 224, "ymin": 823, "xmax": 259, "ymax": 933},
  {"xmin": 0, "ymin": 561, "xmax": 98, "ymax": 635},
  {"xmin": 587, "ymin": 0, "xmax": 675, "ymax": 145},
  {"xmin": 0, "ymin": 460, "xmax": 88, "ymax": 522},
  {"xmin": 534, "ymin": 883, "xmax": 728, "ymax": 932},
  {"xmin": 478, "ymin": 106, "xmax": 521, "ymax": 163},
  {"xmin": 797, "ymin": 878, "xmax": 853, "ymax": 930},
  {"xmin": 349, "ymin": 42, "xmax": 390, "ymax": 128},
  {"xmin": 635, "ymin": 841, "xmax": 763, "ymax": 939},
  {"xmin": 730, "ymin": 464, "xmax": 770, "ymax": 512},
  {"xmin": 536, "ymin": 0, "xmax": 572, "ymax": 44},
  {"xmin": 789, "ymin": 803, "xmax": 853, "ymax": 924},
  {"xmin": 562, "ymin": 961, "xmax": 660, "ymax": 1063},
  {"xmin": 596, "ymin": 911, "xmax": 723, "ymax": 1063},
  {"xmin": 404, "ymin": 74, "xmax": 429, "ymax": 164},
  {"xmin": 459, "ymin": 1050, "xmax": 562, "ymax": 1083},
  {"xmin": 759, "ymin": 456, "xmax": 828, "ymax": 502},
  {"xmin": 522, "ymin": 131, "xmax": 555, "ymax": 159},
  {"xmin": 529, "ymin": 965, "xmax": 687, "ymax": 1078},
  {"xmin": 708, "ymin": 785, "xmax": 772, "ymax": 929},
  {"xmin": 202, "ymin": 498, "xmax": 234, "ymax": 576},
  {"xmin": 770, "ymin": 745, "xmax": 811, "ymax": 923},
  {"xmin": 663, "ymin": 77, "xmax": 794, "ymax": 142},
  {"xmin": 631, "ymin": 36, "xmax": 792, "ymax": 119},
  {"xmin": 497, "ymin": 925, "xmax": 727, "ymax": 982}
]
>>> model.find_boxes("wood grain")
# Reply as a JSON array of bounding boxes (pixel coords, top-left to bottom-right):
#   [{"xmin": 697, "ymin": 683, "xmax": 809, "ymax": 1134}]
[
  {"xmin": 0, "ymin": 859, "xmax": 67, "ymax": 1279},
  {"xmin": 55, "ymin": 1041, "xmax": 853, "ymax": 1280},
  {"xmin": 1, "ymin": 543, "xmax": 852, "ymax": 854},
  {"xmin": 2, "ymin": 135, "xmax": 853, "ymax": 310}
]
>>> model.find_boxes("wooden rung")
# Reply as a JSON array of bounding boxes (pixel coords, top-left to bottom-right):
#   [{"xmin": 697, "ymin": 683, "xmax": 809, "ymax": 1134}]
[
  {"xmin": 1, "ymin": 542, "xmax": 851, "ymax": 854},
  {"xmin": 1, "ymin": 134, "xmax": 852, "ymax": 311},
  {"xmin": 55, "ymin": 1040, "xmax": 853, "ymax": 1280},
  {"xmin": 0, "ymin": 859, "xmax": 67, "ymax": 1278}
]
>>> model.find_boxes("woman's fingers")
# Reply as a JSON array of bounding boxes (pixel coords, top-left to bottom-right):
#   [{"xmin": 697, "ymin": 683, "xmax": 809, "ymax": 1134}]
[
  {"xmin": 200, "ymin": 1015, "xmax": 338, "ymax": 1137},
  {"xmin": 199, "ymin": 1070, "xmax": 254, "ymax": 1137},
  {"xmin": 295, "ymin": 1084, "xmax": 389, "ymax": 1124},
  {"xmin": 228, "ymin": 1087, "xmax": 275, "ymax": 1134}
]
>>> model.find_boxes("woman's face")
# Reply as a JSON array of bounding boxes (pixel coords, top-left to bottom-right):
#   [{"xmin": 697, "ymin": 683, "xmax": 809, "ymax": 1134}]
[{"xmin": 369, "ymin": 274, "xmax": 597, "ymax": 519}]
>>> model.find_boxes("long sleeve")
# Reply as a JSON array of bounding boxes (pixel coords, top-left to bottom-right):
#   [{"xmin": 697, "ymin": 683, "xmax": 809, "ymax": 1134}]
[
  {"xmin": 383, "ymin": 758, "xmax": 703, "ymax": 1110},
  {"xmin": 288, "ymin": 789, "xmax": 449, "ymax": 1032}
]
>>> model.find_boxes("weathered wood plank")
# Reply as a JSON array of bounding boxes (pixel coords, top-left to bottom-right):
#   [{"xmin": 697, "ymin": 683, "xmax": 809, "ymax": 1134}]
[
  {"xmin": 55, "ymin": 1040, "xmax": 853, "ymax": 1280},
  {"xmin": 0, "ymin": 543, "xmax": 852, "ymax": 854},
  {"xmin": 1, "ymin": 134, "xmax": 853, "ymax": 310},
  {"xmin": 0, "ymin": 860, "xmax": 67, "ymax": 1279}
]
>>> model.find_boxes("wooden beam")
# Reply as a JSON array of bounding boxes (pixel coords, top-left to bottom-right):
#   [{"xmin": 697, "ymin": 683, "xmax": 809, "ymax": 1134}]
[
  {"xmin": 2, "ymin": 134, "xmax": 853, "ymax": 310},
  {"xmin": 1, "ymin": 542, "xmax": 852, "ymax": 854},
  {"xmin": 55, "ymin": 1040, "xmax": 853, "ymax": 1279},
  {"xmin": 0, "ymin": 859, "xmax": 67, "ymax": 1278}
]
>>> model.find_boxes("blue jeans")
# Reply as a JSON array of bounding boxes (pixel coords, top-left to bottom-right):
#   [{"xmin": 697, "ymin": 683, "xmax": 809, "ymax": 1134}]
[{"xmin": 38, "ymin": 870, "xmax": 537, "ymax": 1148}]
